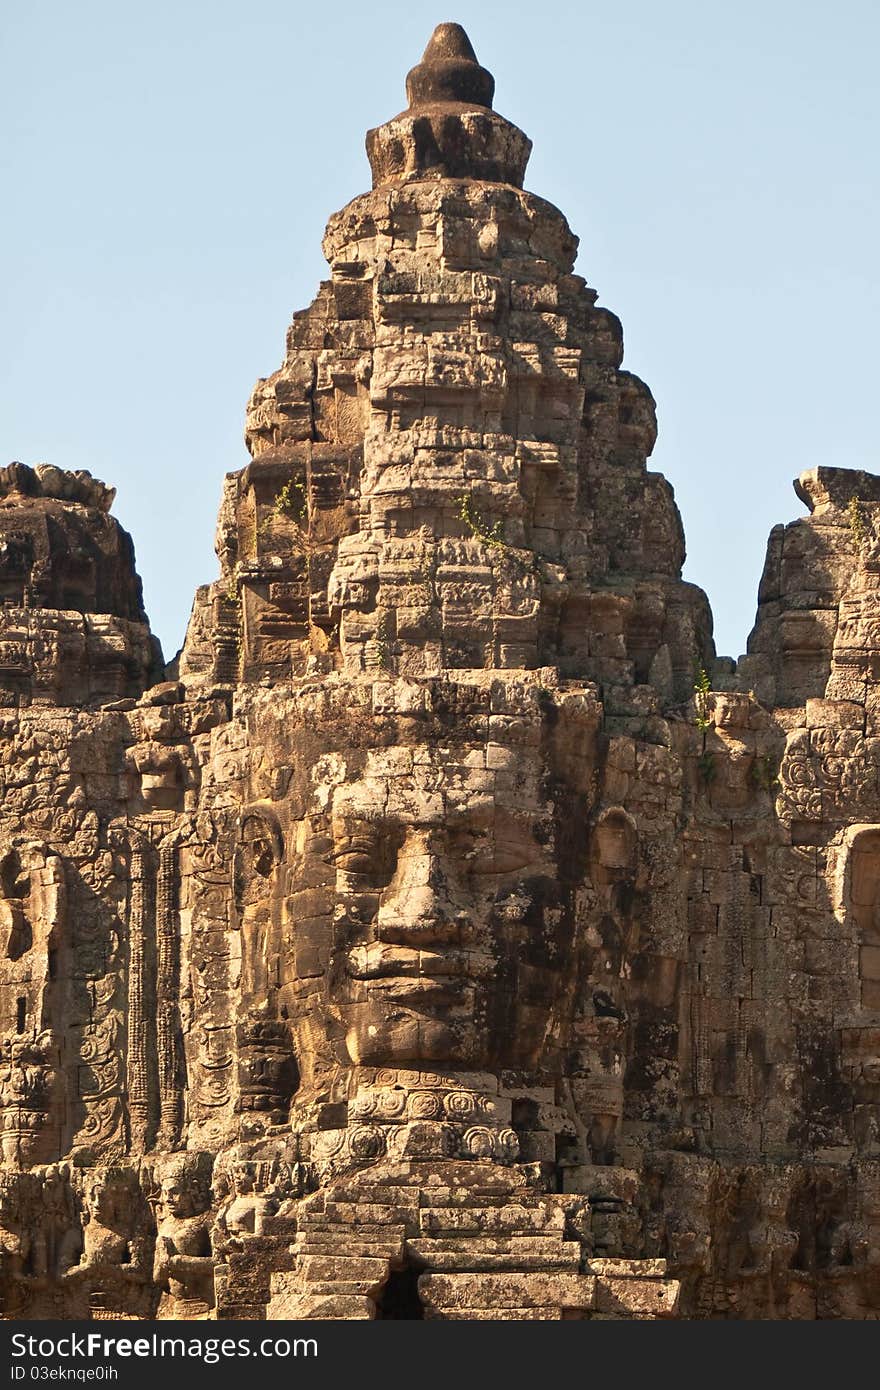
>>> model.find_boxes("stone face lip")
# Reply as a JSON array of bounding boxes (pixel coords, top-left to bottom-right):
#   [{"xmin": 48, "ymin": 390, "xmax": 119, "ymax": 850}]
[{"xmin": 405, "ymin": 23, "xmax": 495, "ymax": 111}]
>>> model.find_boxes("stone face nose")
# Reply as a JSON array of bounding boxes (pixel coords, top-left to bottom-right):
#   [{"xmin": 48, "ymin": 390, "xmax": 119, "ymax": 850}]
[
  {"xmin": 405, "ymin": 21, "xmax": 495, "ymax": 110},
  {"xmin": 375, "ymin": 844, "xmax": 466, "ymax": 946},
  {"xmin": 376, "ymin": 889, "xmax": 463, "ymax": 947}
]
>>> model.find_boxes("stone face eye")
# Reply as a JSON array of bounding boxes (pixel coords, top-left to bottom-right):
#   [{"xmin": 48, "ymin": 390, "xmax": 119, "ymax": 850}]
[
  {"xmin": 333, "ymin": 847, "xmax": 377, "ymax": 876},
  {"xmin": 464, "ymin": 831, "xmax": 533, "ymax": 877},
  {"xmin": 330, "ymin": 822, "xmax": 400, "ymax": 887}
]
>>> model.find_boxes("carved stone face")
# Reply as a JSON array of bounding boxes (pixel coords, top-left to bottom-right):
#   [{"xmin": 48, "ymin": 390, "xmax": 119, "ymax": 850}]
[
  {"xmin": 283, "ymin": 731, "xmax": 589, "ymax": 1078},
  {"xmin": 159, "ymin": 1176, "xmax": 194, "ymax": 1220},
  {"xmin": 713, "ymin": 694, "xmax": 750, "ymax": 733},
  {"xmin": 87, "ymin": 1178, "xmax": 125, "ymax": 1227},
  {"xmin": 231, "ymin": 1162, "xmax": 255, "ymax": 1195}
]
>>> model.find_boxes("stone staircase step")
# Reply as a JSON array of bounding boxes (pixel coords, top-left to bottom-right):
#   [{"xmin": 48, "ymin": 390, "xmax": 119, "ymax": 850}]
[
  {"xmin": 406, "ymin": 1248, "xmax": 580, "ymax": 1273},
  {"xmin": 419, "ymin": 1271, "xmax": 597, "ymax": 1311},
  {"xmin": 298, "ymin": 1280, "xmax": 384, "ymax": 1296},
  {"xmin": 293, "ymin": 1223, "xmax": 405, "ymax": 1245},
  {"xmin": 298, "ymin": 1254, "xmax": 390, "ymax": 1284},
  {"xmin": 410, "ymin": 1235, "xmax": 573, "ymax": 1256},
  {"xmin": 269, "ymin": 1293, "xmax": 375, "ymax": 1320},
  {"xmin": 413, "ymin": 1183, "xmax": 540, "ymax": 1205},
  {"xmin": 428, "ymin": 1308, "xmax": 563, "ymax": 1320},
  {"xmin": 297, "ymin": 1238, "xmax": 405, "ymax": 1259},
  {"xmin": 418, "ymin": 1205, "xmax": 564, "ymax": 1236},
  {"xmin": 322, "ymin": 1200, "xmax": 418, "ymax": 1225},
  {"xmin": 321, "ymin": 1182, "xmax": 421, "ymax": 1207}
]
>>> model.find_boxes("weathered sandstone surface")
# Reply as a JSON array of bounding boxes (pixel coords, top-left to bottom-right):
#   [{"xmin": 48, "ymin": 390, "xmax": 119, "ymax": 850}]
[{"xmin": 1, "ymin": 25, "xmax": 877, "ymax": 1320}]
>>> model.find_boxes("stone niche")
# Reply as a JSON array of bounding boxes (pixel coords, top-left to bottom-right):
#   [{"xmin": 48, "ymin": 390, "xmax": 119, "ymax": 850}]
[{"xmin": 840, "ymin": 826, "xmax": 880, "ymax": 1011}]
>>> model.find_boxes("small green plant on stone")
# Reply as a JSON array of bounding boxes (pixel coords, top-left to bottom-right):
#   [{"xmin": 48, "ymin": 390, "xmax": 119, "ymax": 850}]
[
  {"xmin": 693, "ymin": 662, "xmax": 712, "ymax": 731},
  {"xmin": 848, "ymin": 496, "xmax": 867, "ymax": 550},
  {"xmin": 750, "ymin": 754, "xmax": 781, "ymax": 793},
  {"xmin": 273, "ymin": 476, "xmax": 307, "ymax": 523},
  {"xmin": 697, "ymin": 750, "xmax": 716, "ymax": 785},
  {"xmin": 374, "ymin": 610, "xmax": 392, "ymax": 670},
  {"xmin": 220, "ymin": 580, "xmax": 243, "ymax": 673},
  {"xmin": 411, "ymin": 553, "xmax": 432, "ymax": 588},
  {"xmin": 457, "ymin": 492, "xmax": 505, "ymax": 549}
]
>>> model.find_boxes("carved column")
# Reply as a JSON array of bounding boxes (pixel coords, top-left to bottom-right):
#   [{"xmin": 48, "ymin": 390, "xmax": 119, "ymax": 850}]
[
  {"xmin": 690, "ymin": 962, "xmax": 713, "ymax": 1099},
  {"xmin": 126, "ymin": 843, "xmax": 150, "ymax": 1152},
  {"xmin": 156, "ymin": 839, "xmax": 183, "ymax": 1148}
]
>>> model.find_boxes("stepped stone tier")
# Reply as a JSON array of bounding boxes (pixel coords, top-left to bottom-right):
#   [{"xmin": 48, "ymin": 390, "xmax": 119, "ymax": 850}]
[{"xmin": 1, "ymin": 23, "xmax": 878, "ymax": 1321}]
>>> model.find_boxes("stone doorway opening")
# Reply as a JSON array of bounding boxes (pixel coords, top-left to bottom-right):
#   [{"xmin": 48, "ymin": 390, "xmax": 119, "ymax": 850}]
[{"xmin": 374, "ymin": 1261, "xmax": 425, "ymax": 1320}]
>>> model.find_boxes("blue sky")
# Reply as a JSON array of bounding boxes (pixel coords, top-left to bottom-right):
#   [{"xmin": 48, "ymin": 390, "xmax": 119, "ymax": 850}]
[{"xmin": 2, "ymin": 1, "xmax": 877, "ymax": 661}]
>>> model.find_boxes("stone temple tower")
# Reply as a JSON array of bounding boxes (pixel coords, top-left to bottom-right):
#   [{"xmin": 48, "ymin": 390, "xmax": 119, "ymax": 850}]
[{"xmin": 0, "ymin": 24, "xmax": 878, "ymax": 1321}]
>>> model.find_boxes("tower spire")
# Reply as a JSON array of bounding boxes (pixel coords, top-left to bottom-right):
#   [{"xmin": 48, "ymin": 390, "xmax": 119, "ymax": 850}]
[
  {"xmin": 405, "ymin": 22, "xmax": 495, "ymax": 110},
  {"xmin": 366, "ymin": 23, "xmax": 530, "ymax": 188}
]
